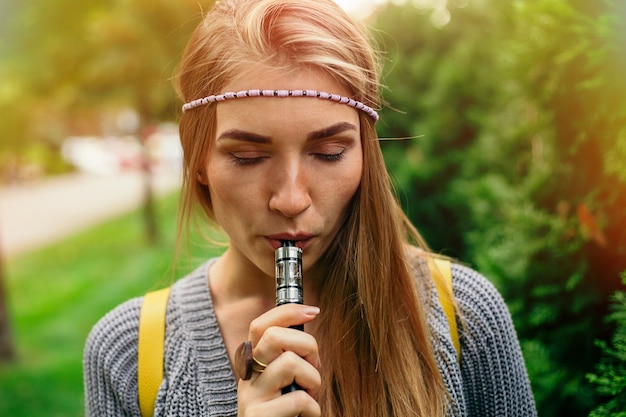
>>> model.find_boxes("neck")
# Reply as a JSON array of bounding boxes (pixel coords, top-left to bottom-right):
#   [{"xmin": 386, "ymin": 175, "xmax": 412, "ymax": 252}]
[
  {"xmin": 209, "ymin": 248, "xmax": 275, "ymax": 307},
  {"xmin": 210, "ymin": 246, "xmax": 321, "ymax": 308}
]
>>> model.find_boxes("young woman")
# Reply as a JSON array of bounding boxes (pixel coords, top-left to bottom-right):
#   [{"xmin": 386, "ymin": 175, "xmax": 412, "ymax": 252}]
[{"xmin": 84, "ymin": 0, "xmax": 537, "ymax": 416}]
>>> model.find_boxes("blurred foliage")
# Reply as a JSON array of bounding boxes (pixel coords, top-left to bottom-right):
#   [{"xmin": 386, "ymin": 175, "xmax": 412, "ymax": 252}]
[
  {"xmin": 0, "ymin": 191, "xmax": 224, "ymax": 416},
  {"xmin": 588, "ymin": 271, "xmax": 626, "ymax": 417},
  {"xmin": 0, "ymin": 0, "xmax": 213, "ymax": 180},
  {"xmin": 374, "ymin": 0, "xmax": 626, "ymax": 415}
]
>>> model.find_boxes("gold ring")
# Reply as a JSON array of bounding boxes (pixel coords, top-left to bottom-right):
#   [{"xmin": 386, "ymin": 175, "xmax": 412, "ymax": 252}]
[{"xmin": 252, "ymin": 355, "xmax": 268, "ymax": 373}]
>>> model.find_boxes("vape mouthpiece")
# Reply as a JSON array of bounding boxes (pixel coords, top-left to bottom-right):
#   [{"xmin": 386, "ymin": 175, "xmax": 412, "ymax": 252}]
[{"xmin": 275, "ymin": 241, "xmax": 303, "ymax": 306}]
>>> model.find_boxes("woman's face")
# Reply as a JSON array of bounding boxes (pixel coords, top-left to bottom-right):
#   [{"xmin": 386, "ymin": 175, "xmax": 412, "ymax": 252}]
[{"xmin": 204, "ymin": 67, "xmax": 363, "ymax": 278}]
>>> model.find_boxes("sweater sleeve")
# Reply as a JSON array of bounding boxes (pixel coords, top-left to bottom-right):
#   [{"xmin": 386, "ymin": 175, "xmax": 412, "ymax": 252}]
[
  {"xmin": 452, "ymin": 264, "xmax": 537, "ymax": 417},
  {"xmin": 83, "ymin": 297, "xmax": 144, "ymax": 417}
]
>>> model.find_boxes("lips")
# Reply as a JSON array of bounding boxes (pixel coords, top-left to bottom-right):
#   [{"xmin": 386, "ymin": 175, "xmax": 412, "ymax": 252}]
[{"xmin": 265, "ymin": 233, "xmax": 315, "ymax": 250}]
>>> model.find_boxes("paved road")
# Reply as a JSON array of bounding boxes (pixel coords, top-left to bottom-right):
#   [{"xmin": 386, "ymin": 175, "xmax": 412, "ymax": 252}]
[{"xmin": 0, "ymin": 170, "xmax": 181, "ymax": 257}]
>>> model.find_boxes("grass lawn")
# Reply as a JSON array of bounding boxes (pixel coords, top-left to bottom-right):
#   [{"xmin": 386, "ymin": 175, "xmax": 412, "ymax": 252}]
[{"xmin": 0, "ymin": 191, "xmax": 225, "ymax": 416}]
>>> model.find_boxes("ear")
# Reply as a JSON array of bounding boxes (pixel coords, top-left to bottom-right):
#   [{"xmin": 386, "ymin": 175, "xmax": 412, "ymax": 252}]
[{"xmin": 197, "ymin": 170, "xmax": 208, "ymax": 185}]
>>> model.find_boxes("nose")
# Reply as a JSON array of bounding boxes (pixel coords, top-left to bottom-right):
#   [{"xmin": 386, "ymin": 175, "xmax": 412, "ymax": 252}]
[{"xmin": 268, "ymin": 163, "xmax": 312, "ymax": 218}]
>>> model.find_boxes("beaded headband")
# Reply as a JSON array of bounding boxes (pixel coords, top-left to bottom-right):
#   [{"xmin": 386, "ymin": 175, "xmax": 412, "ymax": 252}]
[{"xmin": 182, "ymin": 89, "xmax": 379, "ymax": 123}]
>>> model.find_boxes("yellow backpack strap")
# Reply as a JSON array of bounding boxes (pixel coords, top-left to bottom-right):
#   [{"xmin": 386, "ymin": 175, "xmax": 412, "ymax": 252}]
[
  {"xmin": 138, "ymin": 287, "xmax": 171, "ymax": 417},
  {"xmin": 428, "ymin": 258, "xmax": 460, "ymax": 362}
]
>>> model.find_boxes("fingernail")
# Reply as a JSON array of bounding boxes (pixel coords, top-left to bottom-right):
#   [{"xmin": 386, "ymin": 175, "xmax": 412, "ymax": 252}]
[{"xmin": 303, "ymin": 306, "xmax": 320, "ymax": 315}]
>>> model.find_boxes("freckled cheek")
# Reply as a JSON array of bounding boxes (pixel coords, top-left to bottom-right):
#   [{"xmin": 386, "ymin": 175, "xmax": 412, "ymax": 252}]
[
  {"xmin": 325, "ymin": 165, "xmax": 362, "ymax": 218},
  {"xmin": 206, "ymin": 165, "xmax": 263, "ymax": 216}
]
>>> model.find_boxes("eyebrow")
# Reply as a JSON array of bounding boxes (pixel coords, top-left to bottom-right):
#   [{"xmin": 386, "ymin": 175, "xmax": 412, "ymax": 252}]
[
  {"xmin": 217, "ymin": 130, "xmax": 270, "ymax": 143},
  {"xmin": 307, "ymin": 121, "xmax": 357, "ymax": 141},
  {"xmin": 217, "ymin": 121, "xmax": 357, "ymax": 143}
]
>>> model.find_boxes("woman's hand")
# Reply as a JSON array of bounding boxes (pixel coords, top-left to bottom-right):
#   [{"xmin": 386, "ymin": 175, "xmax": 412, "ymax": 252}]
[{"xmin": 237, "ymin": 303, "xmax": 321, "ymax": 417}]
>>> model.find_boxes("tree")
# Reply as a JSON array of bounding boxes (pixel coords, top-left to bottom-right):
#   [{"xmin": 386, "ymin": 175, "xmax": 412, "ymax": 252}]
[
  {"xmin": 0, "ymin": 0, "xmax": 215, "ymax": 359},
  {"xmin": 373, "ymin": 0, "xmax": 626, "ymax": 415},
  {"xmin": 76, "ymin": 0, "xmax": 215, "ymax": 243},
  {"xmin": 0, "ymin": 228, "xmax": 15, "ymax": 362}
]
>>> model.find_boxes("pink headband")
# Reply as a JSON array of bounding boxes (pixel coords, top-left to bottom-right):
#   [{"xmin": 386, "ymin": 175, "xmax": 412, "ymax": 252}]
[{"xmin": 182, "ymin": 89, "xmax": 379, "ymax": 123}]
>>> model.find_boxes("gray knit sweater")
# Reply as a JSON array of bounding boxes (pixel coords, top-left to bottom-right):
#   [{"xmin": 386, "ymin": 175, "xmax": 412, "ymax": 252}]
[{"xmin": 84, "ymin": 258, "xmax": 537, "ymax": 416}]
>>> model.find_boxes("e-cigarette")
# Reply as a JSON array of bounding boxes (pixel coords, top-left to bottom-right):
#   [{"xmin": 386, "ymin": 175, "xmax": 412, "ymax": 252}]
[{"xmin": 275, "ymin": 240, "xmax": 303, "ymax": 393}]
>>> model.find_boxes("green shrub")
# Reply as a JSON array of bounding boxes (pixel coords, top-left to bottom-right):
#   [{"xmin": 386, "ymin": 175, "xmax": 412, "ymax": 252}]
[{"xmin": 588, "ymin": 271, "xmax": 626, "ymax": 417}]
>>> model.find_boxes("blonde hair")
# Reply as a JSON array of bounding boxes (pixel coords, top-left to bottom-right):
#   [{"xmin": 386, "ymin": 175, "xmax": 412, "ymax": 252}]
[{"xmin": 175, "ymin": 0, "xmax": 446, "ymax": 415}]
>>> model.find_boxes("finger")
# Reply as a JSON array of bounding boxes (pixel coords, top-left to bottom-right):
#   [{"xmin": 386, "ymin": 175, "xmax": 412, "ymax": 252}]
[
  {"xmin": 253, "ymin": 351, "xmax": 321, "ymax": 399},
  {"xmin": 248, "ymin": 304, "xmax": 320, "ymax": 344},
  {"xmin": 240, "ymin": 387, "xmax": 321, "ymax": 417},
  {"xmin": 253, "ymin": 326, "xmax": 320, "ymax": 369}
]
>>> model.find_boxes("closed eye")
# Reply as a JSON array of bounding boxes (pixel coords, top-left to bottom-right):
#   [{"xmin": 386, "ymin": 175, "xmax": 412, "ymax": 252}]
[
  {"xmin": 229, "ymin": 152, "xmax": 268, "ymax": 166},
  {"xmin": 310, "ymin": 141, "xmax": 348, "ymax": 162},
  {"xmin": 314, "ymin": 150, "xmax": 345, "ymax": 162}
]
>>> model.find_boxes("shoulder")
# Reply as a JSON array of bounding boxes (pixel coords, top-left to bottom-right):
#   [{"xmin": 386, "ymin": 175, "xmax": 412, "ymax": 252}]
[
  {"xmin": 84, "ymin": 296, "xmax": 143, "ymax": 365},
  {"xmin": 406, "ymin": 251, "xmax": 512, "ymax": 331},
  {"xmin": 84, "ymin": 259, "xmax": 216, "ymax": 366},
  {"xmin": 449, "ymin": 263, "xmax": 515, "ymax": 337},
  {"xmin": 450, "ymin": 263, "xmax": 508, "ymax": 314},
  {"xmin": 409, "ymin": 252, "xmax": 520, "ymax": 360}
]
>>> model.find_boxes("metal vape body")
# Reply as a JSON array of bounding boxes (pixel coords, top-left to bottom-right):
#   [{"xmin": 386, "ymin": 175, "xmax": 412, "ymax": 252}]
[
  {"xmin": 275, "ymin": 240, "xmax": 304, "ymax": 392},
  {"xmin": 275, "ymin": 242, "xmax": 303, "ymax": 307}
]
